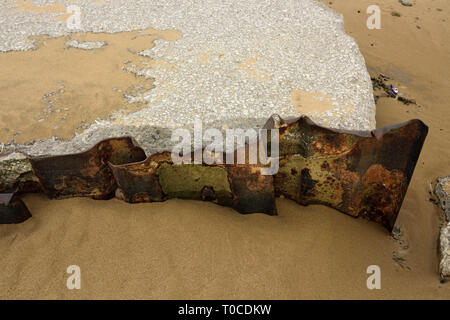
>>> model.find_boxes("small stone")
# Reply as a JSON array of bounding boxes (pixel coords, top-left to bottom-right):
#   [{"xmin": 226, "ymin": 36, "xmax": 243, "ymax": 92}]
[{"xmin": 399, "ymin": 0, "xmax": 413, "ymax": 7}]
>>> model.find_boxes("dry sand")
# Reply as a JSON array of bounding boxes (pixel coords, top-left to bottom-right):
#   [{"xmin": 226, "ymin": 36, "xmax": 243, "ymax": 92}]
[{"xmin": 1, "ymin": 0, "xmax": 450, "ymax": 299}]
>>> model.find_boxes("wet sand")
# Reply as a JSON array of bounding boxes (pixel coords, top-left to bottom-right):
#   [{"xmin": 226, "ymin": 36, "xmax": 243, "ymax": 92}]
[
  {"xmin": 0, "ymin": 28, "xmax": 180, "ymax": 142},
  {"xmin": 1, "ymin": 0, "xmax": 450, "ymax": 299}
]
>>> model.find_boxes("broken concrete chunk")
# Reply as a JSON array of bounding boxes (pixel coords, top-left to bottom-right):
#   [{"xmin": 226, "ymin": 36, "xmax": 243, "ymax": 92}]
[
  {"xmin": 400, "ymin": 0, "xmax": 413, "ymax": 7},
  {"xmin": 436, "ymin": 176, "xmax": 450, "ymax": 280},
  {"xmin": 435, "ymin": 176, "xmax": 450, "ymax": 222},
  {"xmin": 0, "ymin": 152, "xmax": 39, "ymax": 193},
  {"xmin": 440, "ymin": 224, "xmax": 450, "ymax": 280}
]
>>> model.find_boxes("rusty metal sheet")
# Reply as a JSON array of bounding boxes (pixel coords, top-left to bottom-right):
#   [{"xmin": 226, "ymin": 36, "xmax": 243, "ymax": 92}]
[
  {"xmin": 226, "ymin": 164, "xmax": 276, "ymax": 215},
  {"xmin": 3, "ymin": 114, "xmax": 427, "ymax": 231},
  {"xmin": 109, "ymin": 152, "xmax": 169, "ymax": 203},
  {"xmin": 29, "ymin": 137, "xmax": 146, "ymax": 200},
  {"xmin": 0, "ymin": 193, "xmax": 31, "ymax": 224},
  {"xmin": 110, "ymin": 149, "xmax": 277, "ymax": 216},
  {"xmin": 266, "ymin": 115, "xmax": 428, "ymax": 231}
]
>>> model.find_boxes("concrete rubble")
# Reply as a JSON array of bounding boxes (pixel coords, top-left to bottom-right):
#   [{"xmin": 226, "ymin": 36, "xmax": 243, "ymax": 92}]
[
  {"xmin": 436, "ymin": 176, "xmax": 450, "ymax": 280},
  {"xmin": 441, "ymin": 225, "xmax": 450, "ymax": 280},
  {"xmin": 0, "ymin": 152, "xmax": 37, "ymax": 193}
]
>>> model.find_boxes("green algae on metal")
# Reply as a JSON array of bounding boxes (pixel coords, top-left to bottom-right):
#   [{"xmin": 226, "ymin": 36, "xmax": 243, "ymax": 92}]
[{"xmin": 157, "ymin": 163, "xmax": 233, "ymax": 206}]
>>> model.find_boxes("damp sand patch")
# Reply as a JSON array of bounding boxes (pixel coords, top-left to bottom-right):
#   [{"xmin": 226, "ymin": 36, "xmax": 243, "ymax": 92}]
[{"xmin": 0, "ymin": 27, "xmax": 181, "ymax": 143}]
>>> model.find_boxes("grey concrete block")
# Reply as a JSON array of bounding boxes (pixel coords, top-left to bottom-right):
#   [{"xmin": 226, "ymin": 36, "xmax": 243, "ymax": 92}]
[
  {"xmin": 436, "ymin": 176, "xmax": 450, "ymax": 222},
  {"xmin": 0, "ymin": 152, "xmax": 37, "ymax": 193},
  {"xmin": 0, "ymin": 0, "xmax": 375, "ymax": 159},
  {"xmin": 440, "ymin": 224, "xmax": 450, "ymax": 280}
]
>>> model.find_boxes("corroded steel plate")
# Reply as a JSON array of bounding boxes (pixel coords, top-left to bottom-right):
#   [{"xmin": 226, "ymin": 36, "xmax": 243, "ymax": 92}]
[
  {"xmin": 29, "ymin": 137, "xmax": 146, "ymax": 199},
  {"xmin": 110, "ymin": 150, "xmax": 277, "ymax": 215},
  {"xmin": 0, "ymin": 193, "xmax": 31, "ymax": 224},
  {"xmin": 266, "ymin": 115, "xmax": 428, "ymax": 231},
  {"xmin": 1, "ymin": 115, "xmax": 428, "ymax": 232}
]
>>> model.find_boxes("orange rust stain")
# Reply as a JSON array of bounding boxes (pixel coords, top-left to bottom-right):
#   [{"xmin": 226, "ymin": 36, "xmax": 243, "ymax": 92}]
[
  {"xmin": 311, "ymin": 134, "xmax": 354, "ymax": 156},
  {"xmin": 362, "ymin": 164, "xmax": 406, "ymax": 189}
]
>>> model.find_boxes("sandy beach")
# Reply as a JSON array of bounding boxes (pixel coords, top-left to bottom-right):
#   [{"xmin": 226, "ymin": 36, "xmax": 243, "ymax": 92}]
[{"xmin": 1, "ymin": 0, "xmax": 450, "ymax": 299}]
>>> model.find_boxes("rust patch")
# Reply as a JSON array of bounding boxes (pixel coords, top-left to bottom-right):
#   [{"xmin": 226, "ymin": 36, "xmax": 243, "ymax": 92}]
[
  {"xmin": 358, "ymin": 164, "xmax": 407, "ymax": 230},
  {"xmin": 30, "ymin": 137, "xmax": 146, "ymax": 199},
  {"xmin": 227, "ymin": 164, "xmax": 277, "ymax": 215},
  {"xmin": 299, "ymin": 168, "xmax": 318, "ymax": 198}
]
